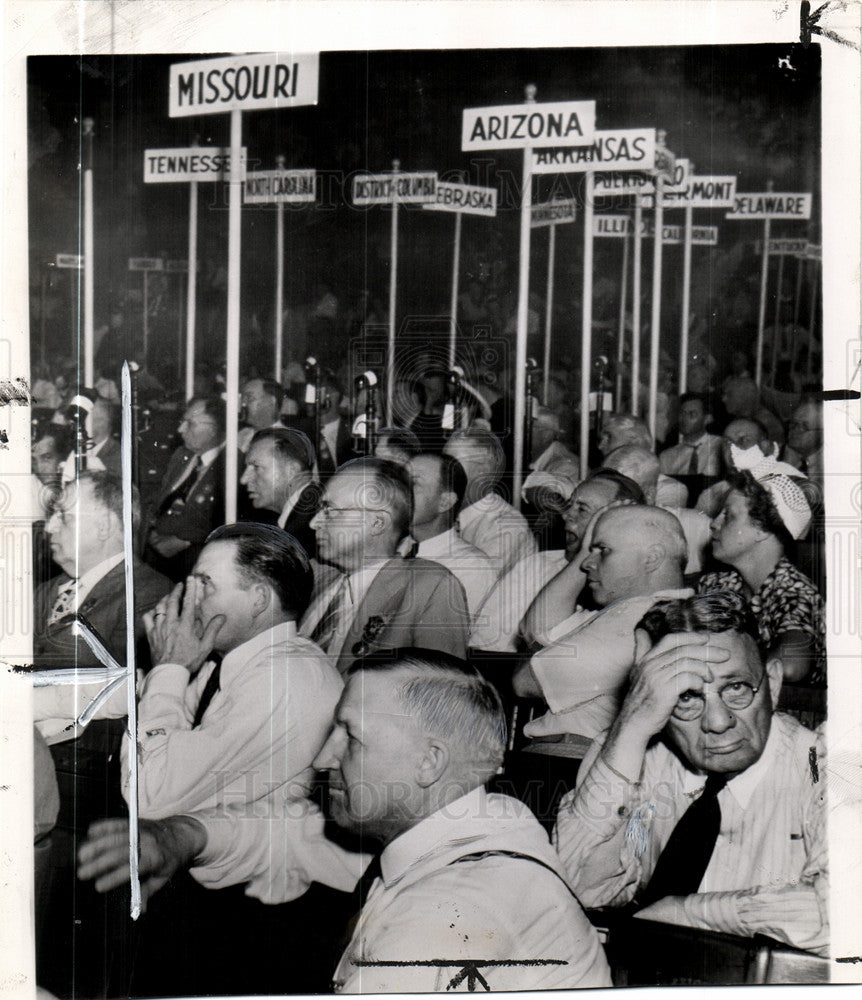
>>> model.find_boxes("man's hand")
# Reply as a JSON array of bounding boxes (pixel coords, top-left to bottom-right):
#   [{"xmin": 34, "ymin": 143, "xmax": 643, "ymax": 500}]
[
  {"xmin": 77, "ymin": 816, "xmax": 207, "ymax": 909},
  {"xmin": 148, "ymin": 530, "xmax": 192, "ymax": 559},
  {"xmin": 602, "ymin": 632, "xmax": 730, "ymax": 782},
  {"xmin": 143, "ymin": 577, "xmax": 225, "ymax": 676}
]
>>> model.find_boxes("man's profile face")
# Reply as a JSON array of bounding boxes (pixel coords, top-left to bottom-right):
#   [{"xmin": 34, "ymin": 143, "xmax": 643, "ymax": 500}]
[
  {"xmin": 563, "ymin": 479, "xmax": 618, "ymax": 558},
  {"xmin": 579, "ymin": 510, "xmax": 648, "ymax": 606},
  {"xmin": 310, "ymin": 472, "xmax": 378, "ymax": 570},
  {"xmin": 409, "ymin": 455, "xmax": 448, "ymax": 531},
  {"xmin": 241, "ymin": 380, "xmax": 278, "ymax": 430},
  {"xmin": 190, "ymin": 540, "xmax": 257, "ymax": 653},
  {"xmin": 45, "ymin": 481, "xmax": 110, "ymax": 577},
  {"xmin": 598, "ymin": 420, "xmax": 627, "ymax": 456},
  {"xmin": 179, "ymin": 401, "xmax": 220, "ymax": 455},
  {"xmin": 665, "ymin": 630, "xmax": 773, "ymax": 776},
  {"xmin": 313, "ymin": 671, "xmax": 422, "ymax": 841},
  {"xmin": 240, "ymin": 439, "xmax": 292, "ymax": 512}
]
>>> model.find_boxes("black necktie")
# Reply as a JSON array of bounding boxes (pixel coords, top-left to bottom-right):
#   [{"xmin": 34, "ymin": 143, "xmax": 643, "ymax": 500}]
[
  {"xmin": 340, "ymin": 853, "xmax": 382, "ymax": 951},
  {"xmin": 158, "ymin": 455, "xmax": 201, "ymax": 514},
  {"xmin": 637, "ymin": 772, "xmax": 730, "ymax": 909},
  {"xmin": 192, "ymin": 653, "xmax": 223, "ymax": 728},
  {"xmin": 687, "ymin": 443, "xmax": 700, "ymax": 475}
]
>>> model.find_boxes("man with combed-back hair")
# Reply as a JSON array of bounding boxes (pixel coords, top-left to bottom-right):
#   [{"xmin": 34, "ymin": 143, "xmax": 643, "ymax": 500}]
[
  {"xmin": 79, "ymin": 649, "xmax": 611, "ymax": 993},
  {"xmin": 123, "ymin": 522, "xmax": 343, "ymax": 821},
  {"xmin": 515, "ymin": 505, "xmax": 693, "ymax": 739},
  {"xmin": 443, "ymin": 426, "xmax": 537, "ymax": 574},
  {"xmin": 300, "ymin": 456, "xmax": 471, "ymax": 672},
  {"xmin": 554, "ymin": 591, "xmax": 827, "ymax": 956}
]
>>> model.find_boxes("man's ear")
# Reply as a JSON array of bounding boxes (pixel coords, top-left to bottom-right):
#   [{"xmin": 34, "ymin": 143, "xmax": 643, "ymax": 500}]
[
  {"xmin": 438, "ymin": 489, "xmax": 458, "ymax": 517},
  {"xmin": 643, "ymin": 544, "xmax": 665, "ymax": 574},
  {"xmin": 765, "ymin": 654, "xmax": 783, "ymax": 709},
  {"xmin": 249, "ymin": 581, "xmax": 273, "ymax": 620},
  {"xmin": 369, "ymin": 511, "xmax": 392, "ymax": 537},
  {"xmin": 417, "ymin": 739, "xmax": 449, "ymax": 788}
]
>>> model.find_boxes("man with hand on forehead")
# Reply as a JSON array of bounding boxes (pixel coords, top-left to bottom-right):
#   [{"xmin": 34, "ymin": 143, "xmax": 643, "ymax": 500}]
[
  {"xmin": 122, "ymin": 522, "xmax": 343, "ymax": 822},
  {"xmin": 554, "ymin": 592, "xmax": 827, "ymax": 956}
]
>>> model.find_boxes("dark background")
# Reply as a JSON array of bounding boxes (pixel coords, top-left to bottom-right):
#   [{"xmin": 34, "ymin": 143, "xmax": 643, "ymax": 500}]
[{"xmin": 27, "ymin": 45, "xmax": 821, "ymax": 383}]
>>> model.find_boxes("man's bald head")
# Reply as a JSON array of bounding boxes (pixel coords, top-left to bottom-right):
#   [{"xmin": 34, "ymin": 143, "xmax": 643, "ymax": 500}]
[
  {"xmin": 603, "ymin": 445, "xmax": 660, "ymax": 504},
  {"xmin": 581, "ymin": 504, "xmax": 687, "ymax": 605},
  {"xmin": 598, "ymin": 413, "xmax": 653, "ymax": 456}
]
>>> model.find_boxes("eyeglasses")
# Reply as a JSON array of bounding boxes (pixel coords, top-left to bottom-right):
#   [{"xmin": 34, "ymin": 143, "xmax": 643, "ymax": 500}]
[
  {"xmin": 671, "ymin": 665, "xmax": 767, "ymax": 721},
  {"xmin": 316, "ymin": 500, "xmax": 386, "ymax": 519}
]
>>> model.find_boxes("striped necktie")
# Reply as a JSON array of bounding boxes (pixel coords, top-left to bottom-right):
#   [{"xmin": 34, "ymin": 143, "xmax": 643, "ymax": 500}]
[{"xmin": 309, "ymin": 577, "xmax": 349, "ymax": 653}]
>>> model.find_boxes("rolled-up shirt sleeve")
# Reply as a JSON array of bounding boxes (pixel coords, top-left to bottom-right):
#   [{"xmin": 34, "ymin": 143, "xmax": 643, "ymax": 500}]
[{"xmin": 191, "ymin": 802, "xmax": 368, "ymax": 903}]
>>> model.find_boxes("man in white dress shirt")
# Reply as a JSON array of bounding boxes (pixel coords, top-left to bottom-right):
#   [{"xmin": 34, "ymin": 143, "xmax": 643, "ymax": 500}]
[
  {"xmin": 554, "ymin": 592, "xmax": 827, "ymax": 956},
  {"xmin": 659, "ymin": 393, "xmax": 722, "ymax": 477},
  {"xmin": 124, "ymin": 522, "xmax": 343, "ymax": 821},
  {"xmin": 405, "ymin": 453, "xmax": 496, "ymax": 623},
  {"xmin": 442, "ymin": 427, "xmax": 537, "ymax": 575},
  {"xmin": 80, "ymin": 649, "xmax": 612, "ymax": 993}
]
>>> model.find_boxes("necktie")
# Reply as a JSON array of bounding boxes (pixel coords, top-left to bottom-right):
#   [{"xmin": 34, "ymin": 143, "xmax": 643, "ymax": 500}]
[
  {"xmin": 308, "ymin": 576, "xmax": 349, "ymax": 652},
  {"xmin": 687, "ymin": 443, "xmax": 700, "ymax": 475},
  {"xmin": 48, "ymin": 578, "xmax": 77, "ymax": 625},
  {"xmin": 192, "ymin": 653, "xmax": 223, "ymax": 728},
  {"xmin": 158, "ymin": 455, "xmax": 202, "ymax": 515},
  {"xmin": 319, "ymin": 432, "xmax": 334, "ymax": 471},
  {"xmin": 637, "ymin": 772, "xmax": 730, "ymax": 909},
  {"xmin": 339, "ymin": 853, "xmax": 383, "ymax": 952}
]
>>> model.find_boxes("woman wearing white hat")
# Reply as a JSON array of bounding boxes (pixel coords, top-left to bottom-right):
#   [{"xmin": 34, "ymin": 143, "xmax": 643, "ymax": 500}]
[{"xmin": 698, "ymin": 469, "xmax": 825, "ymax": 684}]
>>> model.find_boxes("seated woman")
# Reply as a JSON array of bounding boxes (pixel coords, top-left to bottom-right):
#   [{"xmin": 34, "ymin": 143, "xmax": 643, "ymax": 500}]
[{"xmin": 698, "ymin": 469, "xmax": 825, "ymax": 684}]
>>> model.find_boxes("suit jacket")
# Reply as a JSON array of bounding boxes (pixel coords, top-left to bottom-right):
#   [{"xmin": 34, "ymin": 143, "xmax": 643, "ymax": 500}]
[
  {"xmin": 34, "ymin": 558, "xmax": 172, "ymax": 670},
  {"xmin": 239, "ymin": 481, "xmax": 321, "ymax": 560},
  {"xmin": 151, "ymin": 445, "xmax": 229, "ymax": 544},
  {"xmin": 282, "ymin": 481, "xmax": 322, "ymax": 559},
  {"xmin": 286, "ymin": 416, "xmax": 359, "ymax": 477},
  {"xmin": 332, "ymin": 557, "xmax": 470, "ymax": 674},
  {"xmin": 34, "ymin": 559, "xmax": 172, "ymax": 834}
]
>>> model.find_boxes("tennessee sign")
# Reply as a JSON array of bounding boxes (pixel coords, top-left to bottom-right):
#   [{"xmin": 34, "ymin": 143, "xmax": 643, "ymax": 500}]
[
  {"xmin": 243, "ymin": 169, "xmax": 316, "ymax": 204},
  {"xmin": 726, "ymin": 192, "xmax": 812, "ymax": 220},
  {"xmin": 169, "ymin": 53, "xmax": 319, "ymax": 117},
  {"xmin": 462, "ymin": 100, "xmax": 596, "ymax": 151},
  {"xmin": 352, "ymin": 172, "xmax": 438, "ymax": 206},
  {"xmin": 423, "ymin": 181, "xmax": 498, "ymax": 217},
  {"xmin": 144, "ymin": 147, "xmax": 246, "ymax": 183}
]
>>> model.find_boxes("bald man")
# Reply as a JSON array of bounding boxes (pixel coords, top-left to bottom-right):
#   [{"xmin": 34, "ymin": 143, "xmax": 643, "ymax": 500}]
[
  {"xmin": 597, "ymin": 412, "xmax": 688, "ymax": 508},
  {"xmin": 603, "ymin": 444, "xmax": 712, "ymax": 574},
  {"xmin": 514, "ymin": 505, "xmax": 693, "ymax": 739}
]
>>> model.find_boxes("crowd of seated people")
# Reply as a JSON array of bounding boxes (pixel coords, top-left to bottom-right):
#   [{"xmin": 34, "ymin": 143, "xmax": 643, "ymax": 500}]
[{"xmin": 29, "ymin": 352, "xmax": 830, "ymax": 996}]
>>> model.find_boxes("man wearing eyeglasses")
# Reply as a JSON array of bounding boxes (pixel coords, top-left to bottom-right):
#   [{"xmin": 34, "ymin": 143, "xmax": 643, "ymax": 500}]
[
  {"xmin": 300, "ymin": 456, "xmax": 471, "ymax": 673},
  {"xmin": 554, "ymin": 591, "xmax": 827, "ymax": 956}
]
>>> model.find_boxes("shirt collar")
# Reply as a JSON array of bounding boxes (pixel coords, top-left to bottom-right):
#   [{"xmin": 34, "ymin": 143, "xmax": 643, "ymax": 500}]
[
  {"xmin": 380, "ymin": 787, "xmax": 486, "ymax": 886},
  {"xmin": 680, "ymin": 432, "xmax": 709, "ymax": 448},
  {"xmin": 416, "ymin": 526, "xmax": 458, "ymax": 558},
  {"xmin": 75, "ymin": 551, "xmax": 124, "ymax": 594},
  {"xmin": 221, "ymin": 620, "xmax": 297, "ymax": 675},
  {"xmin": 197, "ymin": 443, "xmax": 223, "ymax": 467}
]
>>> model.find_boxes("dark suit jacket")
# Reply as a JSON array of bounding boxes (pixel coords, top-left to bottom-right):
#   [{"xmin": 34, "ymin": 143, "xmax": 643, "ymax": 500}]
[
  {"xmin": 332, "ymin": 557, "xmax": 470, "ymax": 674},
  {"xmin": 94, "ymin": 435, "xmax": 122, "ymax": 477},
  {"xmin": 286, "ymin": 416, "xmax": 359, "ymax": 477},
  {"xmin": 239, "ymin": 482, "xmax": 321, "ymax": 559},
  {"xmin": 34, "ymin": 558, "xmax": 172, "ymax": 670},
  {"xmin": 35, "ymin": 559, "xmax": 172, "ymax": 834},
  {"xmin": 149, "ymin": 445, "xmax": 237, "ymax": 578}
]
